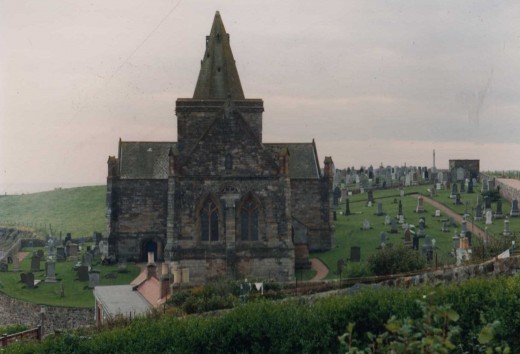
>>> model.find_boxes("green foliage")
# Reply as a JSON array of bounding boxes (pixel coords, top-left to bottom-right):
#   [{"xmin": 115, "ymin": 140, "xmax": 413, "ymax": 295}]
[
  {"xmin": 0, "ymin": 324, "xmax": 29, "ymax": 335},
  {"xmin": 367, "ymin": 244, "xmax": 427, "ymax": 275}
]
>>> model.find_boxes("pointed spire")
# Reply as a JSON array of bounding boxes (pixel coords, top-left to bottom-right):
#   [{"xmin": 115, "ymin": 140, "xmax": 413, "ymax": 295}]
[{"xmin": 193, "ymin": 11, "xmax": 245, "ymax": 99}]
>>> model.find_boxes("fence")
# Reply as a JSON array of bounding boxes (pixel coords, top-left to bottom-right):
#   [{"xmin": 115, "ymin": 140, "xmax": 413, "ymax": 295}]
[{"xmin": 0, "ymin": 326, "xmax": 42, "ymax": 347}]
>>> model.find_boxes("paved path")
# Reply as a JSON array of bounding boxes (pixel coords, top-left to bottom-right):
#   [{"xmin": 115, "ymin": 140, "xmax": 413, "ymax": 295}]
[
  {"xmin": 416, "ymin": 195, "xmax": 489, "ymax": 241},
  {"xmin": 310, "ymin": 258, "xmax": 329, "ymax": 281}
]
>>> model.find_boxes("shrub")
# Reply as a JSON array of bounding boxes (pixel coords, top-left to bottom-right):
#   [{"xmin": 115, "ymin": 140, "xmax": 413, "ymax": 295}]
[{"xmin": 367, "ymin": 244, "xmax": 427, "ymax": 275}]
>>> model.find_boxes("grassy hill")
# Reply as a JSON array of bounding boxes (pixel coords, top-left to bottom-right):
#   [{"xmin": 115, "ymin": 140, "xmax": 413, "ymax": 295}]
[{"xmin": 0, "ymin": 186, "xmax": 106, "ymax": 238}]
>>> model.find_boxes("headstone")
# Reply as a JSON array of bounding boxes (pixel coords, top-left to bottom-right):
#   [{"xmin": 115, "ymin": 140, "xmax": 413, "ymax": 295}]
[
  {"xmin": 474, "ymin": 203, "xmax": 483, "ymax": 220},
  {"xmin": 484, "ymin": 196, "xmax": 492, "ymax": 210},
  {"xmin": 376, "ymin": 202, "xmax": 384, "ymax": 216},
  {"xmin": 333, "ymin": 186, "xmax": 341, "ymax": 206},
  {"xmin": 350, "ymin": 247, "xmax": 361, "ymax": 262},
  {"xmin": 450, "ymin": 183, "xmax": 458, "ymax": 198},
  {"xmin": 367, "ymin": 201, "xmax": 372, "ymax": 208},
  {"xmin": 503, "ymin": 219, "xmax": 511, "ymax": 236},
  {"xmin": 30, "ymin": 254, "xmax": 41, "ymax": 272},
  {"xmin": 461, "ymin": 220, "xmax": 467, "ymax": 234},
  {"xmin": 362, "ymin": 219, "xmax": 371, "ymax": 230},
  {"xmin": 385, "ymin": 215, "xmax": 391, "ymax": 225},
  {"xmin": 398, "ymin": 200, "xmax": 403, "ymax": 216},
  {"xmin": 465, "ymin": 231, "xmax": 472, "ymax": 246},
  {"xmin": 390, "ymin": 218, "xmax": 398, "ymax": 233},
  {"xmin": 488, "ymin": 179, "xmax": 495, "ymax": 191},
  {"xmin": 12, "ymin": 255, "xmax": 20, "ymax": 272},
  {"xmin": 460, "ymin": 180, "xmax": 465, "ymax": 193},
  {"xmin": 436, "ymin": 182, "xmax": 441, "ymax": 190},
  {"xmin": 412, "ymin": 235, "xmax": 419, "ymax": 250},
  {"xmin": 453, "ymin": 235, "xmax": 460, "ymax": 249},
  {"xmin": 510, "ymin": 200, "xmax": 520, "ymax": 217},
  {"xmin": 416, "ymin": 196, "xmax": 424, "ymax": 213},
  {"xmin": 399, "ymin": 214, "xmax": 404, "ymax": 224},
  {"xmin": 82, "ymin": 252, "xmax": 93, "ymax": 267},
  {"xmin": 0, "ymin": 262, "xmax": 7, "ymax": 272},
  {"xmin": 380, "ymin": 232, "xmax": 387, "ymax": 246},
  {"xmin": 94, "ymin": 232, "xmax": 103, "ymax": 246},
  {"xmin": 455, "ymin": 193, "xmax": 462, "ymax": 205},
  {"xmin": 441, "ymin": 220, "xmax": 449, "ymax": 232},
  {"xmin": 435, "ymin": 209, "xmax": 441, "ymax": 217},
  {"xmin": 464, "ymin": 202, "xmax": 469, "ymax": 217},
  {"xmin": 47, "ymin": 238, "xmax": 55, "ymax": 258},
  {"xmin": 367, "ymin": 190, "xmax": 374, "ymax": 203},
  {"xmin": 422, "ymin": 235, "xmax": 432, "ymax": 251},
  {"xmin": 23, "ymin": 272, "xmax": 35, "ymax": 289},
  {"xmin": 467, "ymin": 179, "xmax": 474, "ymax": 193},
  {"xmin": 88, "ymin": 270, "xmax": 100, "ymax": 288},
  {"xmin": 45, "ymin": 261, "xmax": 57, "ymax": 282},
  {"xmin": 404, "ymin": 229, "xmax": 412, "ymax": 246},
  {"xmin": 431, "ymin": 186, "xmax": 436, "ymax": 197},
  {"xmin": 345, "ymin": 199, "xmax": 351, "ymax": 216},
  {"xmin": 481, "ymin": 179, "xmax": 488, "ymax": 193},
  {"xmin": 495, "ymin": 199, "xmax": 504, "ymax": 219},
  {"xmin": 485, "ymin": 210, "xmax": 493, "ymax": 225},
  {"xmin": 449, "ymin": 216, "xmax": 457, "ymax": 227},
  {"xmin": 77, "ymin": 265, "xmax": 89, "ymax": 281},
  {"xmin": 67, "ymin": 243, "xmax": 79, "ymax": 260},
  {"xmin": 56, "ymin": 246, "xmax": 66, "ymax": 262},
  {"xmin": 417, "ymin": 223, "xmax": 425, "ymax": 238}
]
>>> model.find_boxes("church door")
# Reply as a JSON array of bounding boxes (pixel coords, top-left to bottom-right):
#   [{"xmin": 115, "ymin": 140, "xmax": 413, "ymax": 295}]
[{"xmin": 143, "ymin": 240, "xmax": 158, "ymax": 262}]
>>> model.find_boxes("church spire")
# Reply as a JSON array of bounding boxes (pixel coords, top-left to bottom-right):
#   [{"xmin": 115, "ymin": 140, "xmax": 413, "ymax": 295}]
[{"xmin": 193, "ymin": 11, "xmax": 245, "ymax": 100}]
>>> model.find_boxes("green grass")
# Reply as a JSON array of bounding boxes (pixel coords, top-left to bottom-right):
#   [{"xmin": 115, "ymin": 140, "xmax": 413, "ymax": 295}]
[
  {"xmin": 0, "ymin": 186, "xmax": 105, "ymax": 237},
  {"xmin": 0, "ymin": 249, "xmax": 140, "ymax": 308},
  {"xmin": 295, "ymin": 268, "xmax": 317, "ymax": 281}
]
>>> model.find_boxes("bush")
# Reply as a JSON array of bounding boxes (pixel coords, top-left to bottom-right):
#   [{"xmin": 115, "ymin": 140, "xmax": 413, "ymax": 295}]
[{"xmin": 367, "ymin": 244, "xmax": 427, "ymax": 275}]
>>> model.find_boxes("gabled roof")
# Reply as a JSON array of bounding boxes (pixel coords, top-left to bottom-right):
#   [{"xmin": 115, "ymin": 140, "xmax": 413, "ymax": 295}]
[
  {"xmin": 193, "ymin": 11, "xmax": 245, "ymax": 99},
  {"xmin": 265, "ymin": 143, "xmax": 321, "ymax": 179},
  {"xmin": 119, "ymin": 141, "xmax": 175, "ymax": 179},
  {"xmin": 93, "ymin": 285, "xmax": 152, "ymax": 318}
]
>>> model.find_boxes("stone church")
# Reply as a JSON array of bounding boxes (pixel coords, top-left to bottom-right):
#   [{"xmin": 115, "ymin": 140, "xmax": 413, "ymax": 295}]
[{"xmin": 106, "ymin": 12, "xmax": 335, "ymax": 282}]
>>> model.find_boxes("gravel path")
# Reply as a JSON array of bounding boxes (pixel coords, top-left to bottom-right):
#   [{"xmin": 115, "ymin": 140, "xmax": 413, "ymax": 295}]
[{"xmin": 310, "ymin": 258, "xmax": 329, "ymax": 281}]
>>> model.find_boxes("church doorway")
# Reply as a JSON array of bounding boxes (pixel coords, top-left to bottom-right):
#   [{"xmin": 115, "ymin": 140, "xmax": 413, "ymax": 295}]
[{"xmin": 141, "ymin": 239, "xmax": 159, "ymax": 262}]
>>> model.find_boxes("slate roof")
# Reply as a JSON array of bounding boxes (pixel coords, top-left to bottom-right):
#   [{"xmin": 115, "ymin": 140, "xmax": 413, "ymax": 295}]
[
  {"xmin": 119, "ymin": 141, "xmax": 174, "ymax": 179},
  {"xmin": 265, "ymin": 143, "xmax": 321, "ymax": 179},
  {"xmin": 93, "ymin": 285, "xmax": 152, "ymax": 318},
  {"xmin": 118, "ymin": 141, "xmax": 320, "ymax": 180}
]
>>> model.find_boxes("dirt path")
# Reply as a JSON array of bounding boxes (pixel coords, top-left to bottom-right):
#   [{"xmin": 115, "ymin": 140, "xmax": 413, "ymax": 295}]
[
  {"xmin": 310, "ymin": 258, "xmax": 329, "ymax": 281},
  {"xmin": 416, "ymin": 195, "xmax": 489, "ymax": 241}
]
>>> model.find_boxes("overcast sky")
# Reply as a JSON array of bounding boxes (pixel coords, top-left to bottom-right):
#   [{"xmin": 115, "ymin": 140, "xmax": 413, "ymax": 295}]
[{"xmin": 1, "ymin": 1, "xmax": 519, "ymax": 193}]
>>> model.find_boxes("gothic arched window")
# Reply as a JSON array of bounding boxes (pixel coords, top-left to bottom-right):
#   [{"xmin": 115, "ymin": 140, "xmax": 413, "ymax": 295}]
[
  {"xmin": 240, "ymin": 197, "xmax": 259, "ymax": 241},
  {"xmin": 200, "ymin": 198, "xmax": 219, "ymax": 241}
]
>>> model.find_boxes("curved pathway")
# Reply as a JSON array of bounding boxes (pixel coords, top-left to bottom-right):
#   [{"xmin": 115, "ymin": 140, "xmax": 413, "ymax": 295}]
[
  {"xmin": 310, "ymin": 258, "xmax": 329, "ymax": 281},
  {"xmin": 416, "ymin": 195, "xmax": 488, "ymax": 241}
]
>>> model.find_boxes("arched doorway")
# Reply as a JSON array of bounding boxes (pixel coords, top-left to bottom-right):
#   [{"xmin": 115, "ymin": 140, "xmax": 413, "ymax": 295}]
[{"xmin": 142, "ymin": 239, "xmax": 158, "ymax": 262}]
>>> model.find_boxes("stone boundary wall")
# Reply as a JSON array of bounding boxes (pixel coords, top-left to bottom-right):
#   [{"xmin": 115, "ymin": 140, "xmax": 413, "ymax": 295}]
[
  {"xmin": 0, "ymin": 292, "xmax": 94, "ymax": 334},
  {"xmin": 495, "ymin": 179, "xmax": 520, "ymax": 203}
]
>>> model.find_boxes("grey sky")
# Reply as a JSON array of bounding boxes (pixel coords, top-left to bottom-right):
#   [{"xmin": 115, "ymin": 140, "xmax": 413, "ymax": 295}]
[{"xmin": 1, "ymin": 1, "xmax": 519, "ymax": 193}]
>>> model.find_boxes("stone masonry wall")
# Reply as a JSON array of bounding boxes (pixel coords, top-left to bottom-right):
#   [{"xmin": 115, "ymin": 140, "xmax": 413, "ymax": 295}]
[{"xmin": 0, "ymin": 292, "xmax": 94, "ymax": 333}]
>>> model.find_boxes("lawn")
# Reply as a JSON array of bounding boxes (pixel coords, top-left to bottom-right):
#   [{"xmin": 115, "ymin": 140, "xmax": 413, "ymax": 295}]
[{"xmin": 0, "ymin": 248, "xmax": 140, "ymax": 308}]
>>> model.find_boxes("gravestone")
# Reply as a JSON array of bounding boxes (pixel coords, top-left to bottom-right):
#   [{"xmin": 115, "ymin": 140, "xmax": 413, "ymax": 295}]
[
  {"xmin": 67, "ymin": 243, "xmax": 79, "ymax": 261},
  {"xmin": 385, "ymin": 214, "xmax": 391, "ymax": 225},
  {"xmin": 450, "ymin": 183, "xmax": 458, "ymax": 199},
  {"xmin": 453, "ymin": 234, "xmax": 460, "ymax": 249},
  {"xmin": 435, "ymin": 209, "xmax": 441, "ymax": 217},
  {"xmin": 495, "ymin": 199, "xmax": 504, "ymax": 219},
  {"xmin": 376, "ymin": 202, "xmax": 384, "ymax": 216},
  {"xmin": 12, "ymin": 255, "xmax": 20, "ymax": 272},
  {"xmin": 441, "ymin": 220, "xmax": 449, "ymax": 232},
  {"xmin": 380, "ymin": 232, "xmax": 387, "ymax": 246},
  {"xmin": 412, "ymin": 235, "xmax": 419, "ymax": 250},
  {"xmin": 94, "ymin": 232, "xmax": 103, "ymax": 246},
  {"xmin": 82, "ymin": 252, "xmax": 93, "ymax": 267},
  {"xmin": 419, "ymin": 216, "xmax": 426, "ymax": 228},
  {"xmin": 88, "ymin": 270, "xmax": 100, "ymax": 288},
  {"xmin": 0, "ymin": 262, "xmax": 7, "ymax": 272},
  {"xmin": 367, "ymin": 201, "xmax": 372, "ymax": 208},
  {"xmin": 464, "ymin": 202, "xmax": 469, "ymax": 217},
  {"xmin": 56, "ymin": 246, "xmax": 66, "ymax": 262},
  {"xmin": 422, "ymin": 236, "xmax": 432, "ymax": 258},
  {"xmin": 416, "ymin": 196, "xmax": 425, "ymax": 213},
  {"xmin": 474, "ymin": 204, "xmax": 483, "ymax": 221},
  {"xmin": 362, "ymin": 219, "xmax": 371, "ymax": 230},
  {"xmin": 45, "ymin": 261, "xmax": 57, "ymax": 282},
  {"xmin": 417, "ymin": 223, "xmax": 425, "ymax": 238},
  {"xmin": 30, "ymin": 254, "xmax": 41, "ymax": 272},
  {"xmin": 23, "ymin": 272, "xmax": 35, "ymax": 289},
  {"xmin": 350, "ymin": 247, "xmax": 361, "ymax": 262},
  {"xmin": 404, "ymin": 229, "xmax": 412, "ymax": 247},
  {"xmin": 484, "ymin": 196, "xmax": 492, "ymax": 210},
  {"xmin": 367, "ymin": 190, "xmax": 374, "ymax": 203},
  {"xmin": 345, "ymin": 199, "xmax": 351, "ymax": 216},
  {"xmin": 398, "ymin": 200, "xmax": 403, "ymax": 216},
  {"xmin": 436, "ymin": 182, "xmax": 441, "ymax": 190},
  {"xmin": 390, "ymin": 218, "xmax": 398, "ymax": 233},
  {"xmin": 465, "ymin": 231, "xmax": 472, "ymax": 246},
  {"xmin": 99, "ymin": 240, "xmax": 109, "ymax": 259},
  {"xmin": 485, "ymin": 210, "xmax": 493, "ymax": 225},
  {"xmin": 510, "ymin": 200, "xmax": 520, "ymax": 217},
  {"xmin": 431, "ymin": 186, "xmax": 436, "ymax": 197},
  {"xmin": 482, "ymin": 179, "xmax": 488, "ymax": 193},
  {"xmin": 399, "ymin": 214, "xmax": 405, "ymax": 224},
  {"xmin": 461, "ymin": 220, "xmax": 467, "ymax": 234},
  {"xmin": 449, "ymin": 216, "xmax": 457, "ymax": 227},
  {"xmin": 455, "ymin": 193, "xmax": 462, "ymax": 205},
  {"xmin": 460, "ymin": 180, "xmax": 465, "ymax": 193},
  {"xmin": 503, "ymin": 219, "xmax": 511, "ymax": 236},
  {"xmin": 467, "ymin": 179, "xmax": 474, "ymax": 193},
  {"xmin": 333, "ymin": 186, "xmax": 340, "ymax": 206},
  {"xmin": 488, "ymin": 179, "xmax": 495, "ymax": 191},
  {"xmin": 47, "ymin": 238, "xmax": 55, "ymax": 259},
  {"xmin": 77, "ymin": 265, "xmax": 89, "ymax": 281}
]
